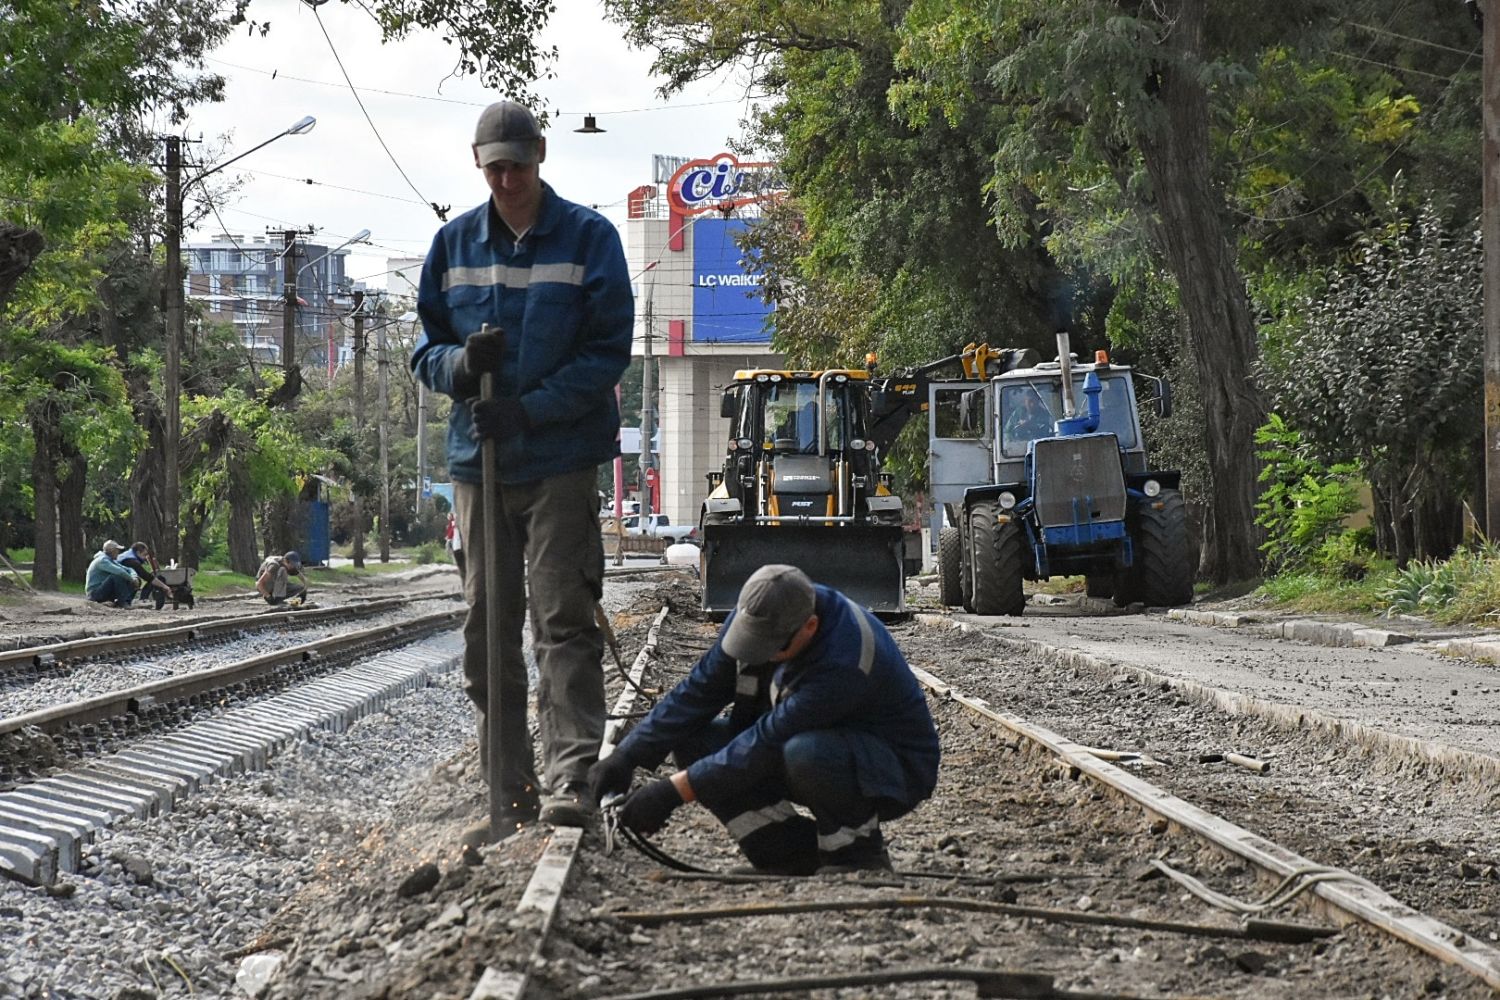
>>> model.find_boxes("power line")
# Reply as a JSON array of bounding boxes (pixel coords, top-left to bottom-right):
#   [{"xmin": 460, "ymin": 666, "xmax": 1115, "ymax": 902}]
[
  {"xmin": 235, "ymin": 166, "xmax": 431, "ymax": 207},
  {"xmin": 1345, "ymin": 20, "xmax": 1480, "ymax": 58},
  {"xmin": 309, "ymin": 5, "xmax": 448, "ymax": 222}
]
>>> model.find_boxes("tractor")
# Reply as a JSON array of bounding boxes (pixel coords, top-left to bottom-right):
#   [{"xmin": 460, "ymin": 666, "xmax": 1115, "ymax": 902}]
[{"xmin": 921, "ymin": 334, "xmax": 1193, "ymax": 614}]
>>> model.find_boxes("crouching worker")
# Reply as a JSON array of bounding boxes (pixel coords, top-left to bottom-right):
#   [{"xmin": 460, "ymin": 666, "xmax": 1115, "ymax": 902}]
[
  {"xmin": 256, "ymin": 551, "xmax": 308, "ymax": 606},
  {"xmin": 588, "ymin": 564, "xmax": 940, "ymax": 875},
  {"xmin": 86, "ymin": 540, "xmax": 139, "ymax": 608}
]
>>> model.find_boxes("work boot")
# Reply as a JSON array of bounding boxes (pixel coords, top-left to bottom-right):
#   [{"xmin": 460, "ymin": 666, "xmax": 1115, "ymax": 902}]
[
  {"xmin": 538, "ymin": 782, "xmax": 595, "ymax": 827},
  {"xmin": 459, "ymin": 791, "xmax": 540, "ymax": 849},
  {"xmin": 729, "ymin": 854, "xmax": 820, "ymax": 877}
]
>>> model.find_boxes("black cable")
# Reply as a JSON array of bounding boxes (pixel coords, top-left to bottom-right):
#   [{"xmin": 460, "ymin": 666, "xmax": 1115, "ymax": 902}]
[{"xmin": 308, "ymin": 5, "xmax": 447, "ymax": 221}]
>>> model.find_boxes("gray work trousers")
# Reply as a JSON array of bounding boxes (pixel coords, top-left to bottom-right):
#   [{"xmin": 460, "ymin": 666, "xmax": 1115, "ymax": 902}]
[{"xmin": 453, "ymin": 468, "xmax": 606, "ymax": 795}]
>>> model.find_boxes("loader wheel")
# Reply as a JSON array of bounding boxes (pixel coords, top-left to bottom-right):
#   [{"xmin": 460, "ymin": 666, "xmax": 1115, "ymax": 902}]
[
  {"xmin": 938, "ymin": 527, "xmax": 963, "ymax": 607},
  {"xmin": 1114, "ymin": 489, "xmax": 1193, "ymax": 608},
  {"xmin": 969, "ymin": 503, "xmax": 1026, "ymax": 616}
]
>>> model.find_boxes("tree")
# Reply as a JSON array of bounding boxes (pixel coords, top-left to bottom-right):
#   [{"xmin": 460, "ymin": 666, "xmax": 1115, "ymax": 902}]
[{"xmin": 1259, "ymin": 203, "xmax": 1481, "ymax": 566}]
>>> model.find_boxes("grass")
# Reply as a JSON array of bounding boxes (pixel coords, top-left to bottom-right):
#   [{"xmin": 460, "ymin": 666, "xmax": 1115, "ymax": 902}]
[{"xmin": 1252, "ymin": 544, "xmax": 1500, "ymax": 628}]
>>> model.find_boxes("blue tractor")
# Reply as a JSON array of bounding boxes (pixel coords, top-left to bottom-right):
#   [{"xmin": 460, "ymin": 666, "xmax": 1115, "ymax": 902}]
[{"xmin": 921, "ymin": 335, "xmax": 1193, "ymax": 615}]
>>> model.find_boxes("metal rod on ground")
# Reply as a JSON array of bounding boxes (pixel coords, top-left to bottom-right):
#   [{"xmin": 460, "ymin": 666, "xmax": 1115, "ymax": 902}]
[{"xmin": 479, "ymin": 338, "xmax": 504, "ymax": 836}]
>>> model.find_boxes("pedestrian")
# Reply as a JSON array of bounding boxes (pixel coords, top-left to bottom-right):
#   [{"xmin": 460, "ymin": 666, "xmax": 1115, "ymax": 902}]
[
  {"xmin": 445, "ymin": 511, "xmax": 466, "ymax": 579},
  {"xmin": 588, "ymin": 565, "xmax": 941, "ymax": 875},
  {"xmin": 85, "ymin": 540, "xmax": 139, "ymax": 608},
  {"xmin": 255, "ymin": 551, "xmax": 308, "ymax": 606},
  {"xmin": 410, "ymin": 99, "xmax": 633, "ymax": 840},
  {"xmin": 118, "ymin": 542, "xmax": 172, "ymax": 610}
]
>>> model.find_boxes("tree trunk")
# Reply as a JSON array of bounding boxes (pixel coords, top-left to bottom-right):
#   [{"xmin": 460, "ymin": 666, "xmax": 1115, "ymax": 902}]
[
  {"xmin": 57, "ymin": 448, "xmax": 88, "ymax": 584},
  {"xmin": 129, "ymin": 397, "xmax": 166, "ymax": 555},
  {"xmin": 29, "ymin": 405, "xmax": 60, "ymax": 591},
  {"xmin": 181, "ymin": 500, "xmax": 207, "ymax": 570},
  {"xmin": 227, "ymin": 457, "xmax": 260, "ymax": 575},
  {"xmin": 0, "ymin": 221, "xmax": 45, "ymax": 310},
  {"xmin": 1134, "ymin": 0, "xmax": 1265, "ymax": 584}
]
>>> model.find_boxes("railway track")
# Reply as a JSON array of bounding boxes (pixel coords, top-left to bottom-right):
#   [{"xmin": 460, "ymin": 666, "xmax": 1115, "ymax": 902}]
[
  {"xmin": 443, "ymin": 592, "xmax": 1500, "ymax": 999},
  {"xmin": 0, "ymin": 607, "xmax": 465, "ymax": 884}
]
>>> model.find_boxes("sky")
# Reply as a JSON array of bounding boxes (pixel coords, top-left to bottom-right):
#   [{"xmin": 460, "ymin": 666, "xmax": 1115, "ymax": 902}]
[{"xmin": 178, "ymin": 0, "xmax": 761, "ymax": 289}]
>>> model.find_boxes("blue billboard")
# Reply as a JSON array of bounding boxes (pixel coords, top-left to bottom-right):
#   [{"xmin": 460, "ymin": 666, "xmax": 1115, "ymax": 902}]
[{"xmin": 691, "ymin": 218, "xmax": 772, "ymax": 343}]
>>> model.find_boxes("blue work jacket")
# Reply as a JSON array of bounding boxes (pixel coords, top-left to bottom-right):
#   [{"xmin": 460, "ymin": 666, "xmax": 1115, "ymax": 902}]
[
  {"xmin": 410, "ymin": 183, "xmax": 634, "ymax": 484},
  {"xmin": 617, "ymin": 586, "xmax": 941, "ymax": 807}
]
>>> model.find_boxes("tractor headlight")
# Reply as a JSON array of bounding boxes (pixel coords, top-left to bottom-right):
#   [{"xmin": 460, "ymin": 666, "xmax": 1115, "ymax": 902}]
[
  {"xmin": 737, "ymin": 437, "xmax": 753, "ymax": 450},
  {"xmin": 998, "ymin": 491, "xmax": 1017, "ymax": 511},
  {"xmin": 1143, "ymin": 479, "xmax": 1162, "ymax": 498},
  {"xmin": 851, "ymin": 438, "xmax": 865, "ymax": 450}
]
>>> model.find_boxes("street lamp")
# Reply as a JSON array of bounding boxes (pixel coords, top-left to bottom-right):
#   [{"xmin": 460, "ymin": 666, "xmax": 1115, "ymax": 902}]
[
  {"xmin": 162, "ymin": 115, "xmax": 316, "ymax": 563},
  {"xmin": 286, "ymin": 228, "xmax": 370, "ymax": 381}
]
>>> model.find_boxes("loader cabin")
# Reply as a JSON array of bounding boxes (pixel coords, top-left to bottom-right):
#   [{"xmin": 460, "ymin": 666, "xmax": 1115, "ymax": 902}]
[{"xmin": 714, "ymin": 369, "xmax": 888, "ymax": 516}]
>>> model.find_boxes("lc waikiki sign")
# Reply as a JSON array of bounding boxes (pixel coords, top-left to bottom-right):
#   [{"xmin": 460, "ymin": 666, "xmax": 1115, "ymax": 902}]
[{"xmin": 666, "ymin": 153, "xmax": 784, "ymax": 216}]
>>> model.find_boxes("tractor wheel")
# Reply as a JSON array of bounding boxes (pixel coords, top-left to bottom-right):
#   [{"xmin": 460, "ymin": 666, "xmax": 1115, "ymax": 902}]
[
  {"xmin": 1084, "ymin": 574, "xmax": 1113, "ymax": 599},
  {"xmin": 1136, "ymin": 489, "xmax": 1194, "ymax": 607},
  {"xmin": 938, "ymin": 527, "xmax": 963, "ymax": 607},
  {"xmin": 969, "ymin": 503, "xmax": 1026, "ymax": 616}
]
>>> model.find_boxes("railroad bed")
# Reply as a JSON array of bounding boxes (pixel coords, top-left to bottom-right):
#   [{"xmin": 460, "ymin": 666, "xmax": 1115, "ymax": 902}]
[{"xmin": 227, "ymin": 579, "xmax": 1499, "ymax": 999}]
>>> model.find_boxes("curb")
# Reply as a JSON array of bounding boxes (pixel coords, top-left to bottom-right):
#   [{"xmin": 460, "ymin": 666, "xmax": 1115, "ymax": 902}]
[{"xmin": 1167, "ymin": 609, "xmax": 1417, "ymax": 649}]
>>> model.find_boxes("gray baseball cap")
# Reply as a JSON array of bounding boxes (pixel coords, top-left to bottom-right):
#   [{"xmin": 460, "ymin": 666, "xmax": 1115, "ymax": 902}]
[
  {"xmin": 473, "ymin": 101, "xmax": 543, "ymax": 166},
  {"xmin": 721, "ymin": 564, "xmax": 817, "ymax": 663}
]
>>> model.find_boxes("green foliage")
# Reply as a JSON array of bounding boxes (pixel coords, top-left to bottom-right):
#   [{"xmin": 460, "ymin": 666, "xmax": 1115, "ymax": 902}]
[
  {"xmin": 1383, "ymin": 541, "xmax": 1500, "ymax": 624},
  {"xmin": 1258, "ymin": 202, "xmax": 1481, "ymax": 562},
  {"xmin": 1254, "ymin": 414, "xmax": 1361, "ymax": 574}
]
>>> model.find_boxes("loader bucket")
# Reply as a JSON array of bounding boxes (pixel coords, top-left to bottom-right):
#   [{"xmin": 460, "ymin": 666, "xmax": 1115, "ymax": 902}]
[{"xmin": 701, "ymin": 522, "xmax": 907, "ymax": 619}]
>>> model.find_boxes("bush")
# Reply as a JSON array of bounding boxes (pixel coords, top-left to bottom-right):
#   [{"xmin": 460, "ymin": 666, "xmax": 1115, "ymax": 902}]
[
  {"xmin": 1255, "ymin": 415, "xmax": 1362, "ymax": 574},
  {"xmin": 414, "ymin": 542, "xmax": 442, "ymax": 565},
  {"xmin": 1383, "ymin": 540, "xmax": 1500, "ymax": 623}
]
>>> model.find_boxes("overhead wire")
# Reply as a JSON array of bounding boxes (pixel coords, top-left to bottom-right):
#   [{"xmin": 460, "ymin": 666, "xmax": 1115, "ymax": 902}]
[{"xmin": 308, "ymin": 4, "xmax": 448, "ymax": 221}]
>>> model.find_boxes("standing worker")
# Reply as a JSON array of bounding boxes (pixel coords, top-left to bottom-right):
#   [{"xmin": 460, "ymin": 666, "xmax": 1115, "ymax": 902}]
[
  {"xmin": 589, "ymin": 565, "xmax": 941, "ymax": 874},
  {"xmin": 410, "ymin": 100, "xmax": 633, "ymax": 839}
]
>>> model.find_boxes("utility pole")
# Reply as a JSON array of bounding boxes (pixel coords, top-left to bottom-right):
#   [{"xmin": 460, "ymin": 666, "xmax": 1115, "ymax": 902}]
[
  {"xmin": 639, "ymin": 263, "xmax": 657, "ymax": 514},
  {"xmin": 351, "ymin": 291, "xmax": 367, "ymax": 569},
  {"xmin": 162, "ymin": 136, "xmax": 183, "ymax": 564},
  {"xmin": 377, "ymin": 310, "xmax": 391, "ymax": 562},
  {"xmin": 279, "ymin": 229, "xmax": 300, "ymax": 385},
  {"xmin": 416, "ymin": 381, "xmax": 427, "ymax": 517},
  {"xmin": 1485, "ymin": 0, "xmax": 1500, "ymax": 536}
]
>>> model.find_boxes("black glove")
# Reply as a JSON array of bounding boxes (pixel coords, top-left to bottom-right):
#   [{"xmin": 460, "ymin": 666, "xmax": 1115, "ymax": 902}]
[
  {"xmin": 587, "ymin": 753, "xmax": 635, "ymax": 803},
  {"xmin": 451, "ymin": 326, "xmax": 505, "ymax": 398},
  {"xmin": 470, "ymin": 397, "xmax": 530, "ymax": 441},
  {"xmin": 618, "ymin": 778, "xmax": 682, "ymax": 836}
]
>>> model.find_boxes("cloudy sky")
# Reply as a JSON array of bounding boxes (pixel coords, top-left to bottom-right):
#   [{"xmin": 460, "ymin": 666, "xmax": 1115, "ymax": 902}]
[{"xmin": 179, "ymin": 0, "xmax": 761, "ymax": 287}]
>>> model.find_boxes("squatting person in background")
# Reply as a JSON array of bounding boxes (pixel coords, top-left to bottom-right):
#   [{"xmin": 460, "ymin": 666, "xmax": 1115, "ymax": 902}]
[
  {"xmin": 118, "ymin": 542, "xmax": 171, "ymax": 610},
  {"xmin": 409, "ymin": 99, "xmax": 633, "ymax": 839},
  {"xmin": 85, "ymin": 540, "xmax": 139, "ymax": 609},
  {"xmin": 256, "ymin": 550, "xmax": 307, "ymax": 606},
  {"xmin": 588, "ymin": 565, "xmax": 941, "ymax": 874}
]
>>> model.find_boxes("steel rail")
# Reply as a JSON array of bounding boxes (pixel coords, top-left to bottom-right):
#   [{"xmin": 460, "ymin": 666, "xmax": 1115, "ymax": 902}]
[
  {"xmin": 0, "ymin": 596, "xmax": 422, "ymax": 673},
  {"xmin": 0, "ymin": 610, "xmax": 461, "ymax": 738},
  {"xmin": 910, "ymin": 654, "xmax": 1500, "ymax": 992},
  {"xmin": 468, "ymin": 605, "xmax": 669, "ymax": 1000}
]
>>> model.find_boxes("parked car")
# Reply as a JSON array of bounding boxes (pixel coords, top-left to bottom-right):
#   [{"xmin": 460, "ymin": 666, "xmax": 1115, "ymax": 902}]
[{"xmin": 619, "ymin": 512, "xmax": 698, "ymax": 544}]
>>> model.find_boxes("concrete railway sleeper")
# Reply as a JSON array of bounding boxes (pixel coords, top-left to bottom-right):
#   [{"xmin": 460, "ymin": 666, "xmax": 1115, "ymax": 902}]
[{"xmin": 0, "ymin": 614, "xmax": 464, "ymax": 884}]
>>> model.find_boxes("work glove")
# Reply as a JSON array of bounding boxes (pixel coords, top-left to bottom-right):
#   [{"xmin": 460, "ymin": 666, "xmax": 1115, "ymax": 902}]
[
  {"xmin": 470, "ymin": 397, "xmax": 530, "ymax": 442},
  {"xmin": 587, "ymin": 752, "xmax": 636, "ymax": 803},
  {"xmin": 618, "ymin": 778, "xmax": 682, "ymax": 836},
  {"xmin": 451, "ymin": 325, "xmax": 506, "ymax": 398}
]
